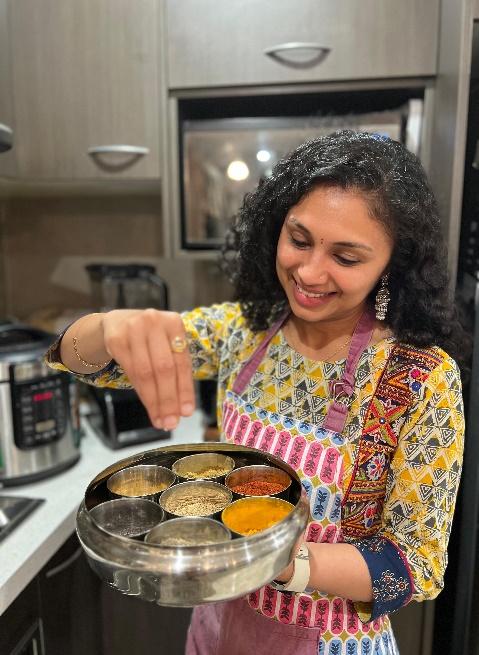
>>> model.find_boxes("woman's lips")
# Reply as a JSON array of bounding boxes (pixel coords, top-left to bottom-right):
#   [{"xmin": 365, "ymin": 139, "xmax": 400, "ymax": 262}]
[{"xmin": 291, "ymin": 279, "xmax": 336, "ymax": 308}]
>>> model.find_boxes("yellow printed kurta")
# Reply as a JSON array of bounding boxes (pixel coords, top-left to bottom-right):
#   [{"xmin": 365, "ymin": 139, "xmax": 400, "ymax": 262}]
[{"xmin": 45, "ymin": 302, "xmax": 465, "ymax": 619}]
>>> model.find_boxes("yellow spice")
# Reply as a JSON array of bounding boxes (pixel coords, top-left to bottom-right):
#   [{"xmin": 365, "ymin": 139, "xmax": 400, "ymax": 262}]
[{"xmin": 223, "ymin": 499, "xmax": 292, "ymax": 536}]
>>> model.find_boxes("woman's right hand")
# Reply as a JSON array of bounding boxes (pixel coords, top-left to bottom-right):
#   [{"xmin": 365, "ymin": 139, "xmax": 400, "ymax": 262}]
[
  {"xmin": 62, "ymin": 308, "xmax": 194, "ymax": 431},
  {"xmin": 101, "ymin": 309, "xmax": 195, "ymax": 431}
]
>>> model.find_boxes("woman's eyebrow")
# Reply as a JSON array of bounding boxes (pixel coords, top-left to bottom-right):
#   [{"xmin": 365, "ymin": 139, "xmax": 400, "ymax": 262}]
[
  {"xmin": 287, "ymin": 218, "xmax": 373, "ymax": 252},
  {"xmin": 287, "ymin": 216, "xmax": 311, "ymax": 234},
  {"xmin": 333, "ymin": 241, "xmax": 373, "ymax": 252}
]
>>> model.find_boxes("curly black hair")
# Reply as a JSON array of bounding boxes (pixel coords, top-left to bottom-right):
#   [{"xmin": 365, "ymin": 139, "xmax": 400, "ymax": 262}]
[{"xmin": 222, "ymin": 130, "xmax": 466, "ymax": 368}]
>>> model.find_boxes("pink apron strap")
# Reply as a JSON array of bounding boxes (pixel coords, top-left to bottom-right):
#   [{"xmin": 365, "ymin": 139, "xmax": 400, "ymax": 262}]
[
  {"xmin": 323, "ymin": 309, "xmax": 376, "ymax": 432},
  {"xmin": 232, "ymin": 311, "xmax": 289, "ymax": 395},
  {"xmin": 232, "ymin": 308, "xmax": 376, "ymax": 434}
]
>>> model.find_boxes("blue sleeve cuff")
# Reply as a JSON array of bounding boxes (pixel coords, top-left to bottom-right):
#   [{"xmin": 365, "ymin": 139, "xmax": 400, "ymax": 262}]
[{"xmin": 352, "ymin": 535, "xmax": 414, "ymax": 622}]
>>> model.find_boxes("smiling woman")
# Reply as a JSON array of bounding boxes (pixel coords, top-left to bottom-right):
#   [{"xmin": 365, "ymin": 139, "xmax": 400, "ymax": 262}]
[
  {"xmin": 46, "ymin": 131, "xmax": 465, "ymax": 655},
  {"xmin": 275, "ymin": 186, "xmax": 393, "ymax": 360}
]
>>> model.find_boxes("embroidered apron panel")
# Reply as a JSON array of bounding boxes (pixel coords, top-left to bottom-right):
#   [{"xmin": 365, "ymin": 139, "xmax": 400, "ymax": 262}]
[{"xmin": 341, "ymin": 344, "xmax": 443, "ymax": 539}]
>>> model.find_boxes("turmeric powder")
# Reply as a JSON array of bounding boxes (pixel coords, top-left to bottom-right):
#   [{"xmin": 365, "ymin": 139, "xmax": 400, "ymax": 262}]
[{"xmin": 222, "ymin": 497, "xmax": 293, "ymax": 536}]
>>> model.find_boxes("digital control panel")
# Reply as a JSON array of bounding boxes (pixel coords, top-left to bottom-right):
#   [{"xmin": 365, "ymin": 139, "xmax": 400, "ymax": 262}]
[{"xmin": 11, "ymin": 374, "xmax": 69, "ymax": 449}]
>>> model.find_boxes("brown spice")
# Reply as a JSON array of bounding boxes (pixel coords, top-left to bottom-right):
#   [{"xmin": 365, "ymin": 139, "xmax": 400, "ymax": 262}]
[{"xmin": 231, "ymin": 480, "xmax": 285, "ymax": 496}]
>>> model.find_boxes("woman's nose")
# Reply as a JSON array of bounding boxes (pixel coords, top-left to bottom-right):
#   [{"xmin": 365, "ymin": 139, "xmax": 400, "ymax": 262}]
[{"xmin": 297, "ymin": 258, "xmax": 329, "ymax": 286}]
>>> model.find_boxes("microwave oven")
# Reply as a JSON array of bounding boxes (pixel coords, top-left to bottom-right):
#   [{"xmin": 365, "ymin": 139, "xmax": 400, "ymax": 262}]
[{"xmin": 178, "ymin": 96, "xmax": 423, "ymax": 251}]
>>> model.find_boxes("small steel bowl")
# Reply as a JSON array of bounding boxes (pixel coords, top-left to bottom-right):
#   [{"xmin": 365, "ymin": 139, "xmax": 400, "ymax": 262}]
[
  {"xmin": 225, "ymin": 464, "xmax": 292, "ymax": 499},
  {"xmin": 145, "ymin": 516, "xmax": 232, "ymax": 547},
  {"xmin": 221, "ymin": 496, "xmax": 294, "ymax": 537},
  {"xmin": 89, "ymin": 498, "xmax": 165, "ymax": 540},
  {"xmin": 107, "ymin": 464, "xmax": 176, "ymax": 502},
  {"xmin": 172, "ymin": 452, "xmax": 235, "ymax": 482},
  {"xmin": 159, "ymin": 480, "xmax": 233, "ymax": 518}
]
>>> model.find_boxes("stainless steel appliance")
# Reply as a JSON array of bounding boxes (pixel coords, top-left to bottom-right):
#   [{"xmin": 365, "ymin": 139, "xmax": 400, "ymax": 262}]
[
  {"xmin": 85, "ymin": 263, "xmax": 168, "ymax": 312},
  {"xmin": 88, "ymin": 385, "xmax": 170, "ymax": 449},
  {"xmin": 85, "ymin": 263, "xmax": 171, "ymax": 448},
  {"xmin": 177, "ymin": 92, "xmax": 423, "ymax": 250},
  {"xmin": 0, "ymin": 323, "xmax": 80, "ymax": 486}
]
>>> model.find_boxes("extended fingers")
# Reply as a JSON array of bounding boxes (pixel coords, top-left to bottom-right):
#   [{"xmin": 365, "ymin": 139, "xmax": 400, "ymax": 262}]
[
  {"xmin": 102, "ymin": 309, "xmax": 195, "ymax": 431},
  {"xmin": 147, "ymin": 313, "xmax": 195, "ymax": 429}
]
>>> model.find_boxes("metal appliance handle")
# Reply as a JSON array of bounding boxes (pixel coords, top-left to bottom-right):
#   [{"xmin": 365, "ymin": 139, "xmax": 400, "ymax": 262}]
[
  {"xmin": 87, "ymin": 145, "xmax": 149, "ymax": 156},
  {"xmin": 263, "ymin": 42, "xmax": 331, "ymax": 67}
]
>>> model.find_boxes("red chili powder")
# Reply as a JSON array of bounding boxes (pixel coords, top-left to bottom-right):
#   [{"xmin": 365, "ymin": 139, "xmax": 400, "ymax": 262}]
[{"xmin": 231, "ymin": 480, "xmax": 285, "ymax": 496}]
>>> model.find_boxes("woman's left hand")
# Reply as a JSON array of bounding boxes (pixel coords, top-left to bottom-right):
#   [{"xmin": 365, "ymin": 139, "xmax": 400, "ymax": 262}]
[{"xmin": 273, "ymin": 534, "xmax": 304, "ymax": 583}]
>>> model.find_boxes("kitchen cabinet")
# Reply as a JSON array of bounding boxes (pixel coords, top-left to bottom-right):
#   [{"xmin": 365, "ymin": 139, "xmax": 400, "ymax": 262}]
[
  {"xmin": 0, "ymin": 0, "xmax": 16, "ymax": 178},
  {"xmin": 166, "ymin": 0, "xmax": 439, "ymax": 90},
  {"xmin": 0, "ymin": 578, "xmax": 44, "ymax": 655},
  {"xmin": 2, "ymin": 532, "xmax": 192, "ymax": 655},
  {"xmin": 37, "ymin": 533, "xmax": 103, "ymax": 655},
  {"xmin": 7, "ymin": 0, "xmax": 161, "ymax": 181}
]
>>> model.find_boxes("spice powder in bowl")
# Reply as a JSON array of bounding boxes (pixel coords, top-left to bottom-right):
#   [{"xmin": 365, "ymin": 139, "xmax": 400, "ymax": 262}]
[
  {"xmin": 225, "ymin": 464, "xmax": 292, "ymax": 498},
  {"xmin": 172, "ymin": 453, "xmax": 235, "ymax": 481},
  {"xmin": 230, "ymin": 480, "xmax": 285, "ymax": 496},
  {"xmin": 222, "ymin": 497, "xmax": 294, "ymax": 536},
  {"xmin": 107, "ymin": 464, "xmax": 175, "ymax": 500},
  {"xmin": 145, "ymin": 516, "xmax": 232, "ymax": 547},
  {"xmin": 160, "ymin": 480, "xmax": 233, "ymax": 517}
]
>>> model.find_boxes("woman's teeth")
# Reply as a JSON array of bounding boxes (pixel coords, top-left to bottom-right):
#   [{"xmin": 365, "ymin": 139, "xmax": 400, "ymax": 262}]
[{"xmin": 295, "ymin": 282, "xmax": 331, "ymax": 298}]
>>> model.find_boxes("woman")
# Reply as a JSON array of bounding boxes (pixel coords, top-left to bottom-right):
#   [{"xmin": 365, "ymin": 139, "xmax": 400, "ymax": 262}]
[{"xmin": 46, "ymin": 131, "xmax": 465, "ymax": 654}]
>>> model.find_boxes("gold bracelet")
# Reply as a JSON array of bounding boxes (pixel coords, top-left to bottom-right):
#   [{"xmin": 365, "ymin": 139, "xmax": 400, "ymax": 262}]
[{"xmin": 72, "ymin": 335, "xmax": 111, "ymax": 369}]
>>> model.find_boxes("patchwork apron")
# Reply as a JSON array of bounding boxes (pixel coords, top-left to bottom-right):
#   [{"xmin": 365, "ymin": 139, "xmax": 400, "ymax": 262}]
[{"xmin": 186, "ymin": 311, "xmax": 399, "ymax": 655}]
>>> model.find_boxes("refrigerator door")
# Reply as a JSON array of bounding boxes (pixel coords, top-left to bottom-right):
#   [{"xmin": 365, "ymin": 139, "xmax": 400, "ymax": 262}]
[{"xmin": 450, "ymin": 272, "xmax": 479, "ymax": 655}]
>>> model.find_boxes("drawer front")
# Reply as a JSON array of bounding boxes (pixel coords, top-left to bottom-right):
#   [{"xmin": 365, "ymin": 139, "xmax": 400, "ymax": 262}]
[{"xmin": 167, "ymin": 0, "xmax": 439, "ymax": 89}]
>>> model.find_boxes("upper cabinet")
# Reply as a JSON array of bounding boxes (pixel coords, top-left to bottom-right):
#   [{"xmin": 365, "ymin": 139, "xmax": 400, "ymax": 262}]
[
  {"xmin": 8, "ymin": 0, "xmax": 161, "ymax": 181},
  {"xmin": 166, "ymin": 0, "xmax": 439, "ymax": 90},
  {"xmin": 0, "ymin": 0, "xmax": 16, "ymax": 178}
]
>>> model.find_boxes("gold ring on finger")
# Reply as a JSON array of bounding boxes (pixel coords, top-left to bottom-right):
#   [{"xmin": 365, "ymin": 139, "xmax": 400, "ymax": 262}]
[{"xmin": 171, "ymin": 336, "xmax": 187, "ymax": 353}]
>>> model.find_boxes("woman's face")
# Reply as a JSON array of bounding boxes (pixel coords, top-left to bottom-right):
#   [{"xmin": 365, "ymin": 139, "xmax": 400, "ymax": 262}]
[{"xmin": 275, "ymin": 185, "xmax": 393, "ymax": 325}]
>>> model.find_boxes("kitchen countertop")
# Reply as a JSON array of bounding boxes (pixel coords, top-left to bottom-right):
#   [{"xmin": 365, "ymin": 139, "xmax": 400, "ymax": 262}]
[{"xmin": 0, "ymin": 411, "xmax": 204, "ymax": 616}]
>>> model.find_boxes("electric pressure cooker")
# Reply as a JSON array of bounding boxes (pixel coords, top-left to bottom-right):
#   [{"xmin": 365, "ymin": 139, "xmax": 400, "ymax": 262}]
[{"xmin": 0, "ymin": 323, "xmax": 80, "ymax": 486}]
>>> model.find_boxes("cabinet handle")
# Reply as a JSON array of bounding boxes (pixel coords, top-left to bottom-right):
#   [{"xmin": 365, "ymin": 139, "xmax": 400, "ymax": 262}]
[
  {"xmin": 87, "ymin": 145, "xmax": 149, "ymax": 156},
  {"xmin": 45, "ymin": 546, "xmax": 83, "ymax": 578},
  {"xmin": 263, "ymin": 42, "xmax": 330, "ymax": 68},
  {"xmin": 0, "ymin": 122, "xmax": 13, "ymax": 152}
]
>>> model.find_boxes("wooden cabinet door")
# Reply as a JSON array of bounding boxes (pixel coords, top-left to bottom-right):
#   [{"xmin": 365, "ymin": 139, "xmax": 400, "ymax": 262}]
[
  {"xmin": 167, "ymin": 0, "xmax": 439, "ymax": 90},
  {"xmin": 0, "ymin": 0, "xmax": 16, "ymax": 177},
  {"xmin": 9, "ymin": 0, "xmax": 161, "ymax": 180}
]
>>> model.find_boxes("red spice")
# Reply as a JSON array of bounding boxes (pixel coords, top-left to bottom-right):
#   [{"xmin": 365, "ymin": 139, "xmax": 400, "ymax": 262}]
[{"xmin": 231, "ymin": 480, "xmax": 285, "ymax": 496}]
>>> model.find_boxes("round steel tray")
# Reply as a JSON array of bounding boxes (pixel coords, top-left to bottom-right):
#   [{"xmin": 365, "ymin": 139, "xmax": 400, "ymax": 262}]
[{"xmin": 76, "ymin": 442, "xmax": 309, "ymax": 607}]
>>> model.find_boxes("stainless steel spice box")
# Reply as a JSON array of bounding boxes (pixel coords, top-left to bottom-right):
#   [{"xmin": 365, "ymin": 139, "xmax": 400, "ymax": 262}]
[{"xmin": 76, "ymin": 442, "xmax": 309, "ymax": 607}]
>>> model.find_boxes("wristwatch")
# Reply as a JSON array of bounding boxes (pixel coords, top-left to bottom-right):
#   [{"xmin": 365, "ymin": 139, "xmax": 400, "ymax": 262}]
[{"xmin": 270, "ymin": 544, "xmax": 310, "ymax": 593}]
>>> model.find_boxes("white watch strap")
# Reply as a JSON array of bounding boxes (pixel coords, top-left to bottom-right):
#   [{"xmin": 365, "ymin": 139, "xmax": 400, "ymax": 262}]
[{"xmin": 282, "ymin": 544, "xmax": 310, "ymax": 592}]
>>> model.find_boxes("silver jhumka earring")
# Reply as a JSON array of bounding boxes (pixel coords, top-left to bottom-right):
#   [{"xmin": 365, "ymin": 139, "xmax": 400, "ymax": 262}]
[{"xmin": 375, "ymin": 274, "xmax": 390, "ymax": 321}]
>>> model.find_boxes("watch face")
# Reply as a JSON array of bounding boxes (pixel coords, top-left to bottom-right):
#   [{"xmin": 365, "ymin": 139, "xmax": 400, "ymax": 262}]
[{"xmin": 269, "ymin": 579, "xmax": 292, "ymax": 592}]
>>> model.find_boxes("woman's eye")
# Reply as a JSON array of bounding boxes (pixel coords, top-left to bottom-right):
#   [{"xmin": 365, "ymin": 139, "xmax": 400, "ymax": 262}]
[
  {"xmin": 335, "ymin": 255, "xmax": 360, "ymax": 266},
  {"xmin": 289, "ymin": 235, "xmax": 309, "ymax": 249}
]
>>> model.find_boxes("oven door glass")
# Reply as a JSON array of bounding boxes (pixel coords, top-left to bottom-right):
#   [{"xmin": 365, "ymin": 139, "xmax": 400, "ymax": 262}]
[{"xmin": 180, "ymin": 110, "xmax": 408, "ymax": 249}]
